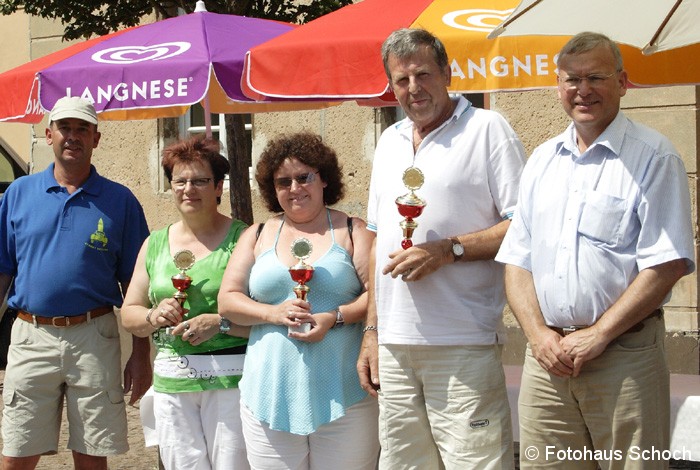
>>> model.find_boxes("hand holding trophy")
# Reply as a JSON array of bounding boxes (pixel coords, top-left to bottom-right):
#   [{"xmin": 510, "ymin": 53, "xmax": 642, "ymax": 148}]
[
  {"xmin": 160, "ymin": 249, "xmax": 195, "ymax": 343},
  {"xmin": 288, "ymin": 238, "xmax": 314, "ymax": 334},
  {"xmin": 395, "ymin": 167, "xmax": 426, "ymax": 249}
]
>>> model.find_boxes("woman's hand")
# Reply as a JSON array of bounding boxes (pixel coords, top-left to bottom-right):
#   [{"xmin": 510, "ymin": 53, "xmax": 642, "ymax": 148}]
[
  {"xmin": 288, "ymin": 311, "xmax": 336, "ymax": 343},
  {"xmin": 150, "ymin": 299, "xmax": 186, "ymax": 328},
  {"xmin": 170, "ymin": 313, "xmax": 221, "ymax": 346},
  {"xmin": 268, "ymin": 298, "xmax": 312, "ymax": 328}
]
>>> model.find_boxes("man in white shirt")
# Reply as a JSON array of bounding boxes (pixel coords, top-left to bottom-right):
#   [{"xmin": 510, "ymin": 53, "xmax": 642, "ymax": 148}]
[
  {"xmin": 358, "ymin": 28, "xmax": 525, "ymax": 469},
  {"xmin": 496, "ymin": 32, "xmax": 695, "ymax": 469}
]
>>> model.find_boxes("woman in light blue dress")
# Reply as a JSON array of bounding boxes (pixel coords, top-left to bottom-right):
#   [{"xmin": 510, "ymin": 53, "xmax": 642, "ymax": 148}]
[{"xmin": 218, "ymin": 132, "xmax": 379, "ymax": 470}]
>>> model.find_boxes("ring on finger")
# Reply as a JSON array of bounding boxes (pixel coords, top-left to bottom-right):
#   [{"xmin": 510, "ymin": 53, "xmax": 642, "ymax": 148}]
[
  {"xmin": 188, "ymin": 331, "xmax": 195, "ymax": 338},
  {"xmin": 183, "ymin": 321, "xmax": 190, "ymax": 330},
  {"xmin": 287, "ymin": 311, "xmax": 295, "ymax": 319}
]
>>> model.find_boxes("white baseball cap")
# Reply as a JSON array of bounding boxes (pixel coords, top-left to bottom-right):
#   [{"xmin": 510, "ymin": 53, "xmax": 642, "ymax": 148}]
[{"xmin": 48, "ymin": 97, "xmax": 98, "ymax": 125}]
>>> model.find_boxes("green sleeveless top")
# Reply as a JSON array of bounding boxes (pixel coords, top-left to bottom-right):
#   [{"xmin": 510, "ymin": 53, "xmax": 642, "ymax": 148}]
[{"xmin": 145, "ymin": 220, "xmax": 248, "ymax": 356}]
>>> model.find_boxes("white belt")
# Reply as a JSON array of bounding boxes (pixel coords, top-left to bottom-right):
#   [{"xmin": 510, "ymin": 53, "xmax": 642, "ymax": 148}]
[{"xmin": 154, "ymin": 351, "xmax": 245, "ymax": 379}]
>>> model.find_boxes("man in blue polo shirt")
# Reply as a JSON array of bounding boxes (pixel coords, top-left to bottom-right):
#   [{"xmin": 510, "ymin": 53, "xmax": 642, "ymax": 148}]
[{"xmin": 0, "ymin": 97, "xmax": 152, "ymax": 469}]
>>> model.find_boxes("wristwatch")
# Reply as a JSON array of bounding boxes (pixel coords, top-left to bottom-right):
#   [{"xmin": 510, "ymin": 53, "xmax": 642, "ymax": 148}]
[
  {"xmin": 219, "ymin": 315, "xmax": 232, "ymax": 335},
  {"xmin": 450, "ymin": 237, "xmax": 464, "ymax": 262},
  {"xmin": 333, "ymin": 308, "xmax": 345, "ymax": 328}
]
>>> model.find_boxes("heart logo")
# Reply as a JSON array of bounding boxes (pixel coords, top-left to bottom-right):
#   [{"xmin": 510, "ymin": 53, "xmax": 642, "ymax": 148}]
[
  {"xmin": 443, "ymin": 9, "xmax": 514, "ymax": 33},
  {"xmin": 91, "ymin": 42, "xmax": 191, "ymax": 64}
]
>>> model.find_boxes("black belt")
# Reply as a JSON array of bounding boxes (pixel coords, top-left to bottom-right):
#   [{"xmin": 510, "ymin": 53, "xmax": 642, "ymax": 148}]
[
  {"xmin": 192, "ymin": 344, "xmax": 247, "ymax": 356},
  {"xmin": 548, "ymin": 309, "xmax": 662, "ymax": 337}
]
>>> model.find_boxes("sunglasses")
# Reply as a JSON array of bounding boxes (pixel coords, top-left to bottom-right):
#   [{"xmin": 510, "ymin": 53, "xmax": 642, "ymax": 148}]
[{"xmin": 274, "ymin": 171, "xmax": 319, "ymax": 188}]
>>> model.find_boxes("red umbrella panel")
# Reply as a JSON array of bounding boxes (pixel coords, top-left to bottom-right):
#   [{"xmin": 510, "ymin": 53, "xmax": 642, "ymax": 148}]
[{"xmin": 243, "ymin": 0, "xmax": 700, "ymax": 104}]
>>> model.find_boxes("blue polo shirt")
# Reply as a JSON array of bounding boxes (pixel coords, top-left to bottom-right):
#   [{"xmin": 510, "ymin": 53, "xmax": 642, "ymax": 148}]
[{"xmin": 0, "ymin": 164, "xmax": 149, "ymax": 317}]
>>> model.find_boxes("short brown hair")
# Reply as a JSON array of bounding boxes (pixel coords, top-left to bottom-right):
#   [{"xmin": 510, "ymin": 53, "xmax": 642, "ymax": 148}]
[
  {"xmin": 559, "ymin": 32, "xmax": 624, "ymax": 72},
  {"xmin": 162, "ymin": 136, "xmax": 230, "ymax": 204},
  {"xmin": 255, "ymin": 132, "xmax": 345, "ymax": 213}
]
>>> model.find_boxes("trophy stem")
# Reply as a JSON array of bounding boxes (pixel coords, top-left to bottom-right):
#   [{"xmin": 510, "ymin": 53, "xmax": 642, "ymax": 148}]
[{"xmin": 293, "ymin": 284, "xmax": 310, "ymax": 301}]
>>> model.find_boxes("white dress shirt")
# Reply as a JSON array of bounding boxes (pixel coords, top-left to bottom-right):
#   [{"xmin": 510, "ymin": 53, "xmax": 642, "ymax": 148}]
[{"xmin": 496, "ymin": 112, "xmax": 695, "ymax": 327}]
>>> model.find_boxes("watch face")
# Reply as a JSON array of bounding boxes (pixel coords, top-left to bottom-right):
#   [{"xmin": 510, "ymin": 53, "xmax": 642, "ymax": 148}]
[{"xmin": 452, "ymin": 243, "xmax": 464, "ymax": 256}]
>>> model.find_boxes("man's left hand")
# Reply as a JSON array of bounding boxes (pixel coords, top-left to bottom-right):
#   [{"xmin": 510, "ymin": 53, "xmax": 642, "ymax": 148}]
[
  {"xmin": 123, "ymin": 337, "xmax": 153, "ymax": 405},
  {"xmin": 559, "ymin": 327, "xmax": 610, "ymax": 377},
  {"xmin": 382, "ymin": 239, "xmax": 450, "ymax": 282}
]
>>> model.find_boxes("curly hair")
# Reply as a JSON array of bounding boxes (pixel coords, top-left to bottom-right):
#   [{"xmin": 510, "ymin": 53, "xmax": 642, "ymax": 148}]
[
  {"xmin": 161, "ymin": 136, "xmax": 230, "ymax": 204},
  {"xmin": 255, "ymin": 132, "xmax": 345, "ymax": 213}
]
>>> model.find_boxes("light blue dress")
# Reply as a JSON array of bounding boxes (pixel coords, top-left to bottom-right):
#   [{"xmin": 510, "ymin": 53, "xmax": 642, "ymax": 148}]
[{"xmin": 241, "ymin": 210, "xmax": 367, "ymax": 435}]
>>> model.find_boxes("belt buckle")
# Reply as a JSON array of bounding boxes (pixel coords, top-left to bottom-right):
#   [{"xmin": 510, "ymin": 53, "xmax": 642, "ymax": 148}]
[
  {"xmin": 562, "ymin": 325, "xmax": 584, "ymax": 335},
  {"xmin": 52, "ymin": 316, "xmax": 69, "ymax": 327}
]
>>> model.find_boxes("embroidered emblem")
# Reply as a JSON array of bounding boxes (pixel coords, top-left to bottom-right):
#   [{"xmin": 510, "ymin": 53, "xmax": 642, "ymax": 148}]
[{"xmin": 86, "ymin": 218, "xmax": 109, "ymax": 251}]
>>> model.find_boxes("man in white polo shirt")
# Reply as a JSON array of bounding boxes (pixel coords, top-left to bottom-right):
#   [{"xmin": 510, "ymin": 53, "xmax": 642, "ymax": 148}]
[{"xmin": 357, "ymin": 28, "xmax": 525, "ymax": 469}]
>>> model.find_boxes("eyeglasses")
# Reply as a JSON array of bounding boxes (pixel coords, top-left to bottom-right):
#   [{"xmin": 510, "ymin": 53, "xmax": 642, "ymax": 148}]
[
  {"xmin": 558, "ymin": 71, "xmax": 619, "ymax": 90},
  {"xmin": 274, "ymin": 171, "xmax": 319, "ymax": 188},
  {"xmin": 171, "ymin": 177, "xmax": 213, "ymax": 190}
]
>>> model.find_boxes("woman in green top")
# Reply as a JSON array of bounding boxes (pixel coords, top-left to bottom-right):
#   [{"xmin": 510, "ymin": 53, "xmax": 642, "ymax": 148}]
[{"xmin": 122, "ymin": 136, "xmax": 250, "ymax": 469}]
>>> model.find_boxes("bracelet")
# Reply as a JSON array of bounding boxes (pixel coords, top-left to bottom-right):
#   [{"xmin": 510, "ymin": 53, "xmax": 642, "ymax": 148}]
[
  {"xmin": 145, "ymin": 307, "xmax": 157, "ymax": 328},
  {"xmin": 362, "ymin": 325, "xmax": 378, "ymax": 334}
]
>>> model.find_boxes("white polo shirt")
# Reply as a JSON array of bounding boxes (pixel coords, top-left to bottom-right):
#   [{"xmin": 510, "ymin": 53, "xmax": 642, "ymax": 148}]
[
  {"xmin": 496, "ymin": 112, "xmax": 695, "ymax": 327},
  {"xmin": 368, "ymin": 97, "xmax": 525, "ymax": 345}
]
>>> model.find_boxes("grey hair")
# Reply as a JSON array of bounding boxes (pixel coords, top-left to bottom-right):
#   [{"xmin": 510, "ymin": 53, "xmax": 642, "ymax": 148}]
[
  {"xmin": 559, "ymin": 32, "xmax": 624, "ymax": 71},
  {"xmin": 381, "ymin": 28, "xmax": 449, "ymax": 80}
]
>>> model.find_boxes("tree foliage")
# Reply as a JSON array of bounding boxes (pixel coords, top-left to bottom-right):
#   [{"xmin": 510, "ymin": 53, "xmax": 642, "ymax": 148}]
[{"xmin": 0, "ymin": 0, "xmax": 352, "ymax": 40}]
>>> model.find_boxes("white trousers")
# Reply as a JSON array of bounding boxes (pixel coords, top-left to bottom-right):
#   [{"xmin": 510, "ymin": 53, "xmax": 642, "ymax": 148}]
[
  {"xmin": 152, "ymin": 387, "xmax": 249, "ymax": 470},
  {"xmin": 240, "ymin": 395, "xmax": 379, "ymax": 470}
]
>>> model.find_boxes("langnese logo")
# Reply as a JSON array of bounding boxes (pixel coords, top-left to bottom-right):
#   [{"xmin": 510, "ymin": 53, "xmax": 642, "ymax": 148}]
[
  {"xmin": 91, "ymin": 42, "xmax": 191, "ymax": 64},
  {"xmin": 443, "ymin": 9, "xmax": 514, "ymax": 33}
]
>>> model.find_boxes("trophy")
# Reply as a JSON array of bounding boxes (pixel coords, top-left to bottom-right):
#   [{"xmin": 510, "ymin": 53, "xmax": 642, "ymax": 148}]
[
  {"xmin": 395, "ymin": 167, "xmax": 426, "ymax": 249},
  {"xmin": 158, "ymin": 249, "xmax": 196, "ymax": 343},
  {"xmin": 288, "ymin": 238, "xmax": 314, "ymax": 333},
  {"xmin": 172, "ymin": 249, "xmax": 195, "ymax": 306}
]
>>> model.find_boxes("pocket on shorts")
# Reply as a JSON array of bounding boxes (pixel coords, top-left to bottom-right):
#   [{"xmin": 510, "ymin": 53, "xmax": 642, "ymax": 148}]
[
  {"xmin": 10, "ymin": 319, "xmax": 32, "ymax": 346},
  {"xmin": 445, "ymin": 385, "xmax": 511, "ymax": 452},
  {"xmin": 91, "ymin": 314, "xmax": 120, "ymax": 340},
  {"xmin": 107, "ymin": 387, "xmax": 125, "ymax": 405},
  {"xmin": 611, "ymin": 319, "xmax": 659, "ymax": 351},
  {"xmin": 3, "ymin": 386, "xmax": 16, "ymax": 407}
]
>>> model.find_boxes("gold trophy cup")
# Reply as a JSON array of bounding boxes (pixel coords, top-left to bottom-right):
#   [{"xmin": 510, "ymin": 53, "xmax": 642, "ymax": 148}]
[
  {"xmin": 395, "ymin": 167, "xmax": 426, "ymax": 249},
  {"xmin": 158, "ymin": 249, "xmax": 196, "ymax": 343},
  {"xmin": 288, "ymin": 238, "xmax": 314, "ymax": 333},
  {"xmin": 172, "ymin": 249, "xmax": 196, "ymax": 306}
]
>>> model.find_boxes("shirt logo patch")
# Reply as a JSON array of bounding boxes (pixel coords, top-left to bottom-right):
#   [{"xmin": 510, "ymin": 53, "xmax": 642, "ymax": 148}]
[{"xmin": 86, "ymin": 218, "xmax": 109, "ymax": 251}]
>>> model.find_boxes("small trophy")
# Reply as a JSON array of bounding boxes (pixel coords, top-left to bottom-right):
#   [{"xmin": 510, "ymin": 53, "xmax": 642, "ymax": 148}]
[
  {"xmin": 288, "ymin": 238, "xmax": 314, "ymax": 333},
  {"xmin": 395, "ymin": 167, "xmax": 426, "ymax": 249},
  {"xmin": 160, "ymin": 249, "xmax": 196, "ymax": 342},
  {"xmin": 172, "ymin": 249, "xmax": 195, "ymax": 306}
]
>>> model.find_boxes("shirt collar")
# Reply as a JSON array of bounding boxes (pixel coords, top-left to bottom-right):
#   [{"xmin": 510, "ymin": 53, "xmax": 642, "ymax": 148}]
[
  {"xmin": 395, "ymin": 95, "xmax": 472, "ymax": 139},
  {"xmin": 41, "ymin": 163, "xmax": 102, "ymax": 196},
  {"xmin": 560, "ymin": 111, "xmax": 627, "ymax": 158}
]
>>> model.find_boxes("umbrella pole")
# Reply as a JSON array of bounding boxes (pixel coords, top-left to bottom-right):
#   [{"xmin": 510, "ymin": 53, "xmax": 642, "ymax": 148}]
[{"xmin": 203, "ymin": 95, "xmax": 213, "ymax": 139}]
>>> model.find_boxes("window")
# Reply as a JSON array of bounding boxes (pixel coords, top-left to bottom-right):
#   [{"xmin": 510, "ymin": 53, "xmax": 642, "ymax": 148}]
[
  {"xmin": 176, "ymin": 104, "xmax": 253, "ymax": 190},
  {"xmin": 0, "ymin": 136, "xmax": 29, "ymax": 196}
]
